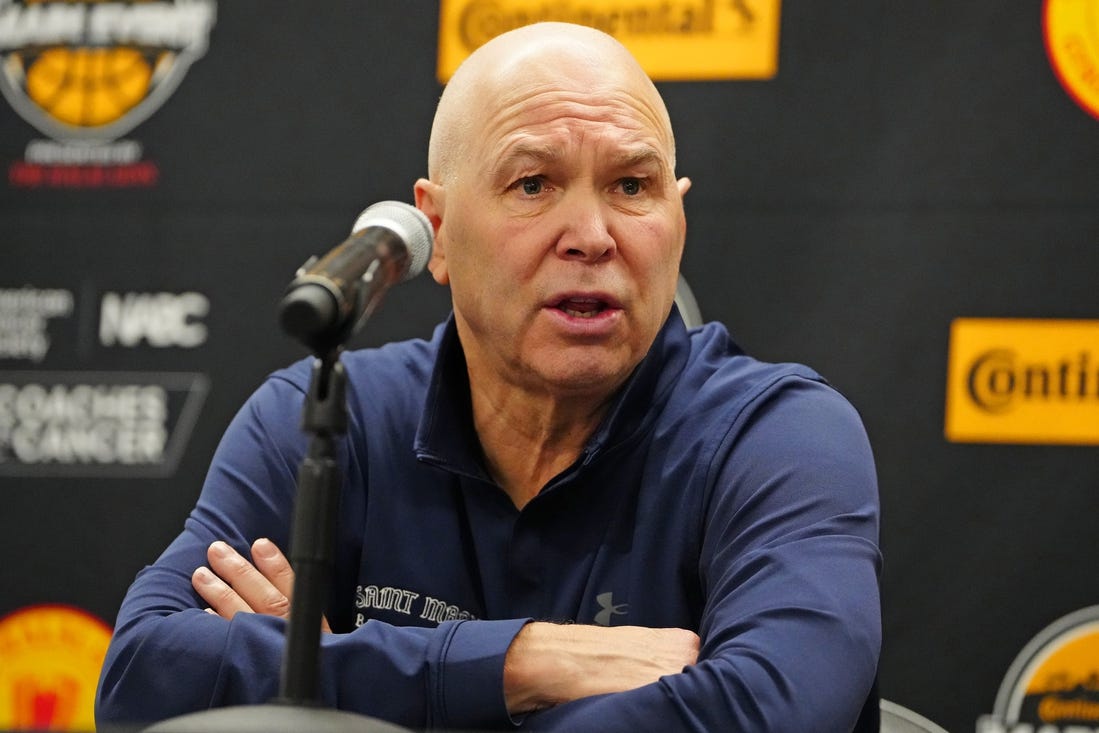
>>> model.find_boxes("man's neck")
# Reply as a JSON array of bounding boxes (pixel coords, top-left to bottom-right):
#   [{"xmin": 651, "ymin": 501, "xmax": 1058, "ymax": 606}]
[{"xmin": 469, "ymin": 378, "xmax": 613, "ymax": 510}]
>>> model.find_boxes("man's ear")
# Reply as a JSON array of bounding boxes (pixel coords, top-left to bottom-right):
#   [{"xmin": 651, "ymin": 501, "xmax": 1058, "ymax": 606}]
[
  {"xmin": 414, "ymin": 178, "xmax": 449, "ymax": 286},
  {"xmin": 677, "ymin": 176, "xmax": 692, "ymax": 198}
]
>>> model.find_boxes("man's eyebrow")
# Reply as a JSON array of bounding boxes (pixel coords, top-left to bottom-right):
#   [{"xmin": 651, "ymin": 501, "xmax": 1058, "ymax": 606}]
[{"xmin": 611, "ymin": 146, "xmax": 666, "ymax": 171}]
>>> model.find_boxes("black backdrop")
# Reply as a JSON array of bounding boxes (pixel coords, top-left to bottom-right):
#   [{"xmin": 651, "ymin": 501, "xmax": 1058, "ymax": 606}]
[{"xmin": 3, "ymin": 3, "xmax": 1099, "ymax": 732}]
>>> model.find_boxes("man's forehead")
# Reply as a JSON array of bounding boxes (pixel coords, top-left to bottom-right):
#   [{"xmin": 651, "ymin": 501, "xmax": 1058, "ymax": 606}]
[
  {"xmin": 430, "ymin": 23, "xmax": 676, "ymax": 182},
  {"xmin": 481, "ymin": 62, "xmax": 674, "ymax": 152}
]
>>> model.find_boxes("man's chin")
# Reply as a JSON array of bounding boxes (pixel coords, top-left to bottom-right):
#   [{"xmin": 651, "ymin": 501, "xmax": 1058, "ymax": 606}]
[{"xmin": 527, "ymin": 354, "xmax": 637, "ymax": 400}]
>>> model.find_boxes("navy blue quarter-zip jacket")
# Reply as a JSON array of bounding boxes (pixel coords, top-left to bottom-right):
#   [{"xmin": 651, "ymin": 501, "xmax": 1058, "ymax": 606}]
[{"xmin": 97, "ymin": 308, "xmax": 882, "ymax": 732}]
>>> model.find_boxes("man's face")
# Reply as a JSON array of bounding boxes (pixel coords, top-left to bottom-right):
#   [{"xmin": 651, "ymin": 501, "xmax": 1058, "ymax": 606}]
[{"xmin": 424, "ymin": 58, "xmax": 688, "ymax": 400}]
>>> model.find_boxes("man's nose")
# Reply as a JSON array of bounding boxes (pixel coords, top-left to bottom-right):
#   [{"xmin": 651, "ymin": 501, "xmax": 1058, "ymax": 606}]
[{"xmin": 554, "ymin": 194, "xmax": 617, "ymax": 262}]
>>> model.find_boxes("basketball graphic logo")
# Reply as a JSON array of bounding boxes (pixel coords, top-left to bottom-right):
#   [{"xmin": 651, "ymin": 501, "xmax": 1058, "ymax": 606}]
[
  {"xmin": 0, "ymin": 0, "xmax": 217, "ymax": 142},
  {"xmin": 26, "ymin": 46, "xmax": 153, "ymax": 127}
]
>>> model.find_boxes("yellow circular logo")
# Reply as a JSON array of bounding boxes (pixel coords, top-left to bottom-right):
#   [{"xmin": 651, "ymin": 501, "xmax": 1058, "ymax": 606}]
[
  {"xmin": 1044, "ymin": 0, "xmax": 1099, "ymax": 121},
  {"xmin": 0, "ymin": 605, "xmax": 112, "ymax": 731},
  {"xmin": 979, "ymin": 606, "xmax": 1099, "ymax": 731}
]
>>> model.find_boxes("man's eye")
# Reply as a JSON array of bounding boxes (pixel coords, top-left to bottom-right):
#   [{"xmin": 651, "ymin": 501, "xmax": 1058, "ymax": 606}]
[
  {"xmin": 518, "ymin": 177, "xmax": 543, "ymax": 195},
  {"xmin": 620, "ymin": 178, "xmax": 643, "ymax": 196}
]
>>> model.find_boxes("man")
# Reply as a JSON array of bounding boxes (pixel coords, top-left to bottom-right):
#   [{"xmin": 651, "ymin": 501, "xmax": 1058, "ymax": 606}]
[{"xmin": 97, "ymin": 22, "xmax": 881, "ymax": 732}]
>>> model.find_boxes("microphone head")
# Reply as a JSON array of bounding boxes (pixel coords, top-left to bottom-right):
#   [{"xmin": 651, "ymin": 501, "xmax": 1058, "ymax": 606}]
[{"xmin": 351, "ymin": 201, "xmax": 434, "ymax": 281}]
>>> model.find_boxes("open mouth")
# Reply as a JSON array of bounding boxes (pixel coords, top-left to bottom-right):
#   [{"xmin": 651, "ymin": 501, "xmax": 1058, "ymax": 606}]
[{"xmin": 554, "ymin": 296, "xmax": 611, "ymax": 319}]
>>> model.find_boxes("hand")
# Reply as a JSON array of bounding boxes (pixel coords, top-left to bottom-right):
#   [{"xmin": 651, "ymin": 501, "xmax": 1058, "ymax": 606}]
[
  {"xmin": 503, "ymin": 622, "xmax": 700, "ymax": 714},
  {"xmin": 192, "ymin": 538, "xmax": 332, "ymax": 632}
]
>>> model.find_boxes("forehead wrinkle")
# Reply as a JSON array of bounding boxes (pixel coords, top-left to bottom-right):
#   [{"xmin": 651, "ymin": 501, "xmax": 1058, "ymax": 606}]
[
  {"xmin": 488, "ymin": 128, "xmax": 668, "ymax": 178},
  {"xmin": 480, "ymin": 91, "xmax": 673, "ymax": 173},
  {"xmin": 491, "ymin": 84, "xmax": 671, "ymax": 145}
]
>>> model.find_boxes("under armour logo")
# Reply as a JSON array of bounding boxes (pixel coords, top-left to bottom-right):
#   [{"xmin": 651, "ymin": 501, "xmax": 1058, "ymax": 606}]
[{"xmin": 594, "ymin": 592, "xmax": 628, "ymax": 626}]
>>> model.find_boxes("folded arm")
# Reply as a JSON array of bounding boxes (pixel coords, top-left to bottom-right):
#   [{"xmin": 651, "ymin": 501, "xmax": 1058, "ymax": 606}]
[{"xmin": 192, "ymin": 538, "xmax": 701, "ymax": 716}]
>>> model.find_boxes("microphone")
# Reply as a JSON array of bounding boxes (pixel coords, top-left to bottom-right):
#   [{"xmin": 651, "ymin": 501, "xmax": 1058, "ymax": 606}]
[{"xmin": 279, "ymin": 201, "xmax": 433, "ymax": 353}]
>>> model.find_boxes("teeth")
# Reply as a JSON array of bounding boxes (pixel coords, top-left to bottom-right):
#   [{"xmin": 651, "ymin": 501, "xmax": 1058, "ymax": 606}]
[{"xmin": 563, "ymin": 308, "xmax": 597, "ymax": 318}]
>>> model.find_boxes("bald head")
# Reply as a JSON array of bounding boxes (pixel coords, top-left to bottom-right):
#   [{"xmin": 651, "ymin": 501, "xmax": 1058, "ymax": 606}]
[{"xmin": 427, "ymin": 22, "xmax": 676, "ymax": 184}]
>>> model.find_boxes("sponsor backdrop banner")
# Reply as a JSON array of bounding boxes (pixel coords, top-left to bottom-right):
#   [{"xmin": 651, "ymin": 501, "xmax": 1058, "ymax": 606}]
[{"xmin": 2, "ymin": 2, "xmax": 1098, "ymax": 731}]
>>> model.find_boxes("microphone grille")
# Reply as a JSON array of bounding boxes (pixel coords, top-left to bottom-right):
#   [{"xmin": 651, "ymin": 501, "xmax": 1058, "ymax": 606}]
[{"xmin": 351, "ymin": 201, "xmax": 434, "ymax": 281}]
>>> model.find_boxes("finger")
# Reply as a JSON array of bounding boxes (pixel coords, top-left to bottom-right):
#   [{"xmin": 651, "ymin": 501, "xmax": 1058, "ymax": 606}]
[
  {"xmin": 206, "ymin": 540, "xmax": 291, "ymax": 618},
  {"xmin": 250, "ymin": 538, "xmax": 296, "ymax": 599},
  {"xmin": 249, "ymin": 539, "xmax": 334, "ymax": 633},
  {"xmin": 192, "ymin": 566, "xmax": 253, "ymax": 619}
]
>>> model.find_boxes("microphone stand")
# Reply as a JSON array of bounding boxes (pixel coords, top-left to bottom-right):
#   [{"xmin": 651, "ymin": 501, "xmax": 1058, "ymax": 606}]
[
  {"xmin": 144, "ymin": 201, "xmax": 434, "ymax": 732},
  {"xmin": 144, "ymin": 347, "xmax": 408, "ymax": 732}
]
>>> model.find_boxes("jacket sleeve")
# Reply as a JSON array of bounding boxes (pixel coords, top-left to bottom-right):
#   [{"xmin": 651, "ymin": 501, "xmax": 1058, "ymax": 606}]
[
  {"xmin": 95, "ymin": 374, "xmax": 527, "ymax": 731},
  {"xmin": 521, "ymin": 378, "xmax": 882, "ymax": 732}
]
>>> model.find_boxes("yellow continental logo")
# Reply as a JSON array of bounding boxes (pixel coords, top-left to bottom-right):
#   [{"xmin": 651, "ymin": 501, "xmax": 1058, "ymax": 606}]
[
  {"xmin": 978, "ymin": 606, "xmax": 1099, "ymax": 732},
  {"xmin": 945, "ymin": 318, "xmax": 1099, "ymax": 445},
  {"xmin": 0, "ymin": 605, "xmax": 112, "ymax": 731},
  {"xmin": 437, "ymin": 0, "xmax": 781, "ymax": 81},
  {"xmin": 1043, "ymin": 0, "xmax": 1099, "ymax": 121}
]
